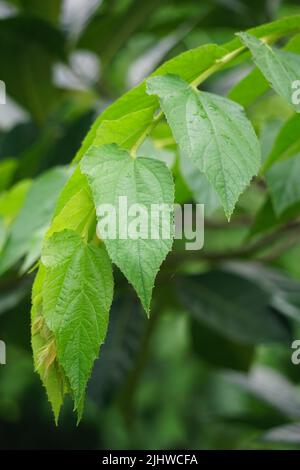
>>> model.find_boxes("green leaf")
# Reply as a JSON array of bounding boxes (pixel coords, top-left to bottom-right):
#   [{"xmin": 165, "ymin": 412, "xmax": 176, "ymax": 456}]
[
  {"xmin": 228, "ymin": 68, "xmax": 269, "ymax": 108},
  {"xmin": 248, "ymin": 196, "xmax": 300, "ymax": 240},
  {"xmin": 238, "ymin": 32, "xmax": 300, "ymax": 113},
  {"xmin": 262, "ymin": 113, "xmax": 300, "ymax": 172},
  {"xmin": 0, "ymin": 179, "xmax": 31, "ymax": 226},
  {"xmin": 81, "ymin": 144, "xmax": 174, "ymax": 313},
  {"xmin": 93, "ymin": 106, "xmax": 156, "ymax": 150},
  {"xmin": 51, "ymin": 166, "xmax": 86, "ymax": 217},
  {"xmin": 147, "ymin": 74, "xmax": 260, "ymax": 219},
  {"xmin": 227, "ymin": 15, "xmax": 300, "ymax": 54},
  {"xmin": 247, "ymin": 198, "xmax": 278, "ymax": 239},
  {"xmin": 0, "ymin": 167, "xmax": 68, "ymax": 274},
  {"xmin": 41, "ymin": 230, "xmax": 114, "ymax": 410},
  {"xmin": 48, "ymin": 187, "xmax": 95, "ymax": 240},
  {"xmin": 0, "ymin": 158, "xmax": 18, "ymax": 192},
  {"xmin": 47, "ymin": 171, "xmax": 96, "ymax": 240},
  {"xmin": 177, "ymin": 270, "xmax": 290, "ymax": 345},
  {"xmin": 0, "ymin": 217, "xmax": 6, "ymax": 253},
  {"xmin": 228, "ymin": 32, "xmax": 300, "ymax": 108},
  {"xmin": 44, "ymin": 166, "xmax": 97, "ymax": 255},
  {"xmin": 75, "ymin": 16, "xmax": 300, "ymax": 163},
  {"xmin": 74, "ymin": 43, "xmax": 228, "ymax": 162},
  {"xmin": 267, "ymin": 153, "xmax": 300, "ymax": 215}
]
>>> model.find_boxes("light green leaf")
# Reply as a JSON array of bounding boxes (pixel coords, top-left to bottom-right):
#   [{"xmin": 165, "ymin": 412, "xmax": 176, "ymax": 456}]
[
  {"xmin": 267, "ymin": 153, "xmax": 300, "ymax": 215},
  {"xmin": 51, "ymin": 166, "xmax": 87, "ymax": 217},
  {"xmin": 0, "ymin": 179, "xmax": 31, "ymax": 226},
  {"xmin": 93, "ymin": 106, "xmax": 156, "ymax": 150},
  {"xmin": 238, "ymin": 32, "xmax": 300, "ymax": 112},
  {"xmin": 228, "ymin": 32, "xmax": 300, "ymax": 108},
  {"xmin": 45, "ymin": 166, "xmax": 96, "ymax": 246},
  {"xmin": 41, "ymin": 230, "xmax": 114, "ymax": 410},
  {"xmin": 147, "ymin": 74, "xmax": 260, "ymax": 219},
  {"xmin": 0, "ymin": 167, "xmax": 68, "ymax": 274},
  {"xmin": 227, "ymin": 15, "xmax": 300, "ymax": 52},
  {"xmin": 81, "ymin": 144, "xmax": 174, "ymax": 313},
  {"xmin": 47, "ymin": 187, "xmax": 96, "ymax": 240},
  {"xmin": 0, "ymin": 158, "xmax": 18, "ymax": 192},
  {"xmin": 0, "ymin": 217, "xmax": 6, "ymax": 253},
  {"xmin": 75, "ymin": 15, "xmax": 300, "ymax": 163},
  {"xmin": 74, "ymin": 44, "xmax": 228, "ymax": 162}
]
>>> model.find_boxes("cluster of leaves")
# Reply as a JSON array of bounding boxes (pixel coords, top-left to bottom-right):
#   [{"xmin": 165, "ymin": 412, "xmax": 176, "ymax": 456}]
[{"xmin": 23, "ymin": 15, "xmax": 300, "ymax": 421}]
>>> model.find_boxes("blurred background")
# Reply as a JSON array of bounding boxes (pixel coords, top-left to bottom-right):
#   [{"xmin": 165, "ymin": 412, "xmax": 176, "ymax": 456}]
[{"xmin": 1, "ymin": 0, "xmax": 300, "ymax": 450}]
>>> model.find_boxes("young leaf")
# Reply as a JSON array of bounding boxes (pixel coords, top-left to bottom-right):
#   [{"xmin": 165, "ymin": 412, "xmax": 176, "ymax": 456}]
[
  {"xmin": 147, "ymin": 74, "xmax": 261, "ymax": 219},
  {"xmin": 93, "ymin": 106, "xmax": 156, "ymax": 150},
  {"xmin": 41, "ymin": 230, "xmax": 114, "ymax": 410},
  {"xmin": 267, "ymin": 153, "xmax": 300, "ymax": 215},
  {"xmin": 47, "ymin": 187, "xmax": 96, "ymax": 240},
  {"xmin": 81, "ymin": 144, "xmax": 174, "ymax": 313},
  {"xmin": 238, "ymin": 32, "xmax": 300, "ymax": 112},
  {"xmin": 46, "ymin": 167, "xmax": 96, "ymax": 240},
  {"xmin": 51, "ymin": 166, "xmax": 88, "ymax": 217}
]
